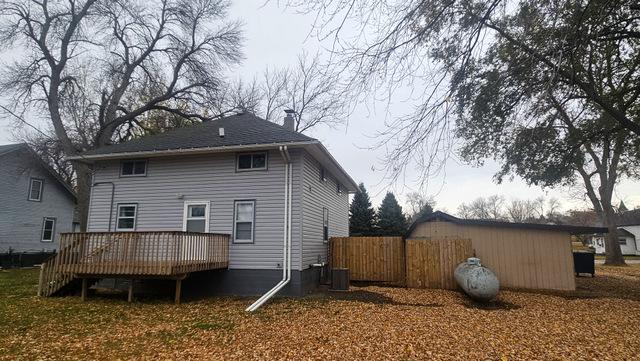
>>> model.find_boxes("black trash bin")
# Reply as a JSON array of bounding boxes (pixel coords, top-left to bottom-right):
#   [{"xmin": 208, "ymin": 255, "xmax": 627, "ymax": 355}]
[{"xmin": 573, "ymin": 251, "xmax": 595, "ymax": 277}]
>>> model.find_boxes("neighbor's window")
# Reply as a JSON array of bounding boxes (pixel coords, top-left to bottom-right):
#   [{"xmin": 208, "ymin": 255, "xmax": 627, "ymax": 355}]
[
  {"xmin": 237, "ymin": 152, "xmax": 267, "ymax": 171},
  {"xmin": 116, "ymin": 204, "xmax": 137, "ymax": 231},
  {"xmin": 184, "ymin": 202, "xmax": 209, "ymax": 233},
  {"xmin": 41, "ymin": 217, "xmax": 56, "ymax": 242},
  {"xmin": 619, "ymin": 238, "xmax": 627, "ymax": 245},
  {"xmin": 234, "ymin": 200, "xmax": 255, "ymax": 243},
  {"xmin": 28, "ymin": 178, "xmax": 43, "ymax": 201},
  {"xmin": 323, "ymin": 208, "xmax": 329, "ymax": 243},
  {"xmin": 120, "ymin": 160, "xmax": 147, "ymax": 176}
]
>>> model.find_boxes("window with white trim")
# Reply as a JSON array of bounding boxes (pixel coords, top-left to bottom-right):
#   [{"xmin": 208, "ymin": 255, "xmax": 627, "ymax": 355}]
[
  {"xmin": 619, "ymin": 238, "xmax": 627, "ymax": 245},
  {"xmin": 234, "ymin": 200, "xmax": 255, "ymax": 243},
  {"xmin": 323, "ymin": 208, "xmax": 329, "ymax": 243},
  {"xmin": 41, "ymin": 217, "xmax": 56, "ymax": 242},
  {"xmin": 120, "ymin": 160, "xmax": 147, "ymax": 176},
  {"xmin": 28, "ymin": 178, "xmax": 43, "ymax": 201},
  {"xmin": 116, "ymin": 204, "xmax": 138, "ymax": 231},
  {"xmin": 237, "ymin": 153, "xmax": 267, "ymax": 171},
  {"xmin": 183, "ymin": 202, "xmax": 210, "ymax": 233}
]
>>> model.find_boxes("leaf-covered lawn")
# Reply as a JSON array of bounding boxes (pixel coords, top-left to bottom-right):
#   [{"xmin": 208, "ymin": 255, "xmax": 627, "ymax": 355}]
[{"xmin": 1, "ymin": 266, "xmax": 639, "ymax": 360}]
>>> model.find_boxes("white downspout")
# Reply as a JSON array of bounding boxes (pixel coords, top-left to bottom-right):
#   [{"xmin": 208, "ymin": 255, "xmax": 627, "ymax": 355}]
[{"xmin": 246, "ymin": 146, "xmax": 292, "ymax": 312}]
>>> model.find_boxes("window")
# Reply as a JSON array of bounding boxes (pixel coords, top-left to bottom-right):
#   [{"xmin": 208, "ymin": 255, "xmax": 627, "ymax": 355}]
[
  {"xmin": 234, "ymin": 200, "xmax": 255, "ymax": 243},
  {"xmin": 28, "ymin": 178, "xmax": 43, "ymax": 201},
  {"xmin": 120, "ymin": 160, "xmax": 147, "ymax": 176},
  {"xmin": 41, "ymin": 217, "xmax": 56, "ymax": 242},
  {"xmin": 619, "ymin": 238, "xmax": 627, "ymax": 245},
  {"xmin": 116, "ymin": 204, "xmax": 137, "ymax": 231},
  {"xmin": 237, "ymin": 153, "xmax": 267, "ymax": 171},
  {"xmin": 320, "ymin": 168, "xmax": 327, "ymax": 182},
  {"xmin": 183, "ymin": 201, "xmax": 210, "ymax": 233},
  {"xmin": 323, "ymin": 208, "xmax": 329, "ymax": 243}
]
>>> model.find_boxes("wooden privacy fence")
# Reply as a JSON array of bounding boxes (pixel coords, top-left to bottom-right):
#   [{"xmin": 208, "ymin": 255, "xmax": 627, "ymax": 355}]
[
  {"xmin": 330, "ymin": 237, "xmax": 405, "ymax": 283},
  {"xmin": 405, "ymin": 238, "xmax": 473, "ymax": 289},
  {"xmin": 330, "ymin": 237, "xmax": 473, "ymax": 289}
]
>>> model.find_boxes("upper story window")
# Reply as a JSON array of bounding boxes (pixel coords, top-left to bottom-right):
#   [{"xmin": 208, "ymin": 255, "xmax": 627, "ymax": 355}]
[
  {"xmin": 41, "ymin": 217, "xmax": 56, "ymax": 242},
  {"xmin": 28, "ymin": 178, "xmax": 43, "ymax": 201},
  {"xmin": 237, "ymin": 152, "xmax": 267, "ymax": 171},
  {"xmin": 234, "ymin": 200, "xmax": 255, "ymax": 243},
  {"xmin": 320, "ymin": 167, "xmax": 327, "ymax": 182},
  {"xmin": 116, "ymin": 204, "xmax": 138, "ymax": 231},
  {"xmin": 120, "ymin": 160, "xmax": 147, "ymax": 177}
]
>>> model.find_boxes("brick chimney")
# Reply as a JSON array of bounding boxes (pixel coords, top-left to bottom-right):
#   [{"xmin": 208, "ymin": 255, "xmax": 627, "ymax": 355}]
[{"xmin": 283, "ymin": 109, "xmax": 295, "ymax": 132}]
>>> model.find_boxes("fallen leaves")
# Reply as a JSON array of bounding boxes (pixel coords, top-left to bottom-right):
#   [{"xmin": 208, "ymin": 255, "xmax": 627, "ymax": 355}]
[{"xmin": 1, "ymin": 265, "xmax": 639, "ymax": 360}]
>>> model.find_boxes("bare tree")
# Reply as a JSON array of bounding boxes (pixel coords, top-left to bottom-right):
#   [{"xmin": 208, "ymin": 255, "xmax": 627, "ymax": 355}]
[
  {"xmin": 457, "ymin": 195, "xmax": 505, "ymax": 220},
  {"xmin": 0, "ymin": 0, "xmax": 242, "ymax": 229},
  {"xmin": 405, "ymin": 191, "xmax": 434, "ymax": 220},
  {"xmin": 505, "ymin": 199, "xmax": 538, "ymax": 223}
]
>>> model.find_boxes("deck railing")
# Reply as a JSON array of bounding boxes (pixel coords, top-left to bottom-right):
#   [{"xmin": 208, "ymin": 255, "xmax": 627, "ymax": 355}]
[{"xmin": 38, "ymin": 232, "xmax": 229, "ymax": 297}]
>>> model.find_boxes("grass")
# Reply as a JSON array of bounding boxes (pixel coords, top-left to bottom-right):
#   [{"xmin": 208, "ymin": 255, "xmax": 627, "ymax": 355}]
[{"xmin": 1, "ymin": 266, "xmax": 640, "ymax": 360}]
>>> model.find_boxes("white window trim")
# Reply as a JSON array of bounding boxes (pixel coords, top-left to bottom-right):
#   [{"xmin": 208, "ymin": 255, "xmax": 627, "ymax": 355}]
[
  {"xmin": 28, "ymin": 178, "xmax": 44, "ymax": 201},
  {"xmin": 120, "ymin": 159, "xmax": 147, "ymax": 177},
  {"xmin": 116, "ymin": 204, "xmax": 138, "ymax": 231},
  {"xmin": 233, "ymin": 200, "xmax": 255, "ymax": 243},
  {"xmin": 41, "ymin": 217, "xmax": 56, "ymax": 242},
  {"xmin": 182, "ymin": 201, "xmax": 211, "ymax": 233},
  {"xmin": 236, "ymin": 152, "xmax": 268, "ymax": 172}
]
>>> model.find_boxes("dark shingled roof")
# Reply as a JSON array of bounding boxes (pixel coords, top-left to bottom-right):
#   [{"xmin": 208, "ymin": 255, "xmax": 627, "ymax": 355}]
[
  {"xmin": 82, "ymin": 113, "xmax": 316, "ymax": 156},
  {"xmin": 406, "ymin": 211, "xmax": 608, "ymax": 237},
  {"xmin": 0, "ymin": 143, "xmax": 25, "ymax": 156},
  {"xmin": 617, "ymin": 209, "xmax": 640, "ymax": 226}
]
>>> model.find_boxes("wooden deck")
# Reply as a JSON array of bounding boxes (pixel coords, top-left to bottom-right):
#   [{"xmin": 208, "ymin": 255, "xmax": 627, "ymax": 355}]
[{"xmin": 38, "ymin": 232, "xmax": 230, "ymax": 301}]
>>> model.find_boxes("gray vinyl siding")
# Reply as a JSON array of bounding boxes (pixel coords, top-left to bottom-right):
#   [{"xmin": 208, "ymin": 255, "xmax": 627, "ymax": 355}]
[
  {"xmin": 87, "ymin": 149, "xmax": 303, "ymax": 270},
  {"xmin": 0, "ymin": 149, "xmax": 75, "ymax": 253},
  {"xmin": 300, "ymin": 150, "xmax": 349, "ymax": 269}
]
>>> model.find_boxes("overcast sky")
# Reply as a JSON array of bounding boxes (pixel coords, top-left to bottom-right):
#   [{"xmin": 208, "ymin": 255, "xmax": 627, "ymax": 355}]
[{"xmin": 0, "ymin": 0, "xmax": 638, "ymax": 213}]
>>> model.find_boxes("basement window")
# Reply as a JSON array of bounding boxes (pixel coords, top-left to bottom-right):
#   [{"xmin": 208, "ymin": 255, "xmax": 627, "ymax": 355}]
[
  {"xmin": 41, "ymin": 217, "xmax": 56, "ymax": 242},
  {"xmin": 234, "ymin": 200, "xmax": 255, "ymax": 243},
  {"xmin": 116, "ymin": 204, "xmax": 138, "ymax": 231},
  {"xmin": 120, "ymin": 160, "xmax": 147, "ymax": 176},
  {"xmin": 237, "ymin": 153, "xmax": 267, "ymax": 171}
]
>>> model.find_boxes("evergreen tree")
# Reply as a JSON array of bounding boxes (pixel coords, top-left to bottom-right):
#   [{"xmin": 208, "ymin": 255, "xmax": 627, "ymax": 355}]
[
  {"xmin": 376, "ymin": 192, "xmax": 408, "ymax": 236},
  {"xmin": 349, "ymin": 183, "xmax": 376, "ymax": 236}
]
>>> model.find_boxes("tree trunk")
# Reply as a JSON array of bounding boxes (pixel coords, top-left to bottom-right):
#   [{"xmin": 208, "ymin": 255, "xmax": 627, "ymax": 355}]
[
  {"xmin": 602, "ymin": 207, "xmax": 625, "ymax": 265},
  {"xmin": 74, "ymin": 162, "xmax": 92, "ymax": 232}
]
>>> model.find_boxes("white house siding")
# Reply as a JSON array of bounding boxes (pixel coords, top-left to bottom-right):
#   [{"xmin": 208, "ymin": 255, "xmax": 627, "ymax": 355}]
[
  {"xmin": 300, "ymin": 150, "xmax": 349, "ymax": 269},
  {"xmin": 0, "ymin": 149, "xmax": 75, "ymax": 253},
  {"xmin": 87, "ymin": 149, "xmax": 303, "ymax": 270},
  {"xmin": 589, "ymin": 231, "xmax": 639, "ymax": 255}
]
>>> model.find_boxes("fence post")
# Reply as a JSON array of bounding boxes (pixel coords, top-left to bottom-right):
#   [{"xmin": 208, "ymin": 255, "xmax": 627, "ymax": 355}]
[{"xmin": 37, "ymin": 264, "xmax": 45, "ymax": 297}]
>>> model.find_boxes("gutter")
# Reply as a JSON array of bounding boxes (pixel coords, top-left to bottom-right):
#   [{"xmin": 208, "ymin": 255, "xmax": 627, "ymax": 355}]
[
  {"xmin": 66, "ymin": 141, "xmax": 319, "ymax": 161},
  {"xmin": 246, "ymin": 145, "xmax": 293, "ymax": 312}
]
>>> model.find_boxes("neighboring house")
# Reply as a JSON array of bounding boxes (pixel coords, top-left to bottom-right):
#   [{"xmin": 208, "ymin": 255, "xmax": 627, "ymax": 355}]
[
  {"xmin": 0, "ymin": 143, "xmax": 76, "ymax": 256},
  {"xmin": 586, "ymin": 209, "xmax": 640, "ymax": 255},
  {"xmin": 69, "ymin": 113, "xmax": 357, "ymax": 297},
  {"xmin": 406, "ymin": 211, "xmax": 606, "ymax": 291}
]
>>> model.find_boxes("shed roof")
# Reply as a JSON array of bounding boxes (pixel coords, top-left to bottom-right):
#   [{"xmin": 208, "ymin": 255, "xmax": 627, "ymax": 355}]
[{"xmin": 407, "ymin": 211, "xmax": 608, "ymax": 237}]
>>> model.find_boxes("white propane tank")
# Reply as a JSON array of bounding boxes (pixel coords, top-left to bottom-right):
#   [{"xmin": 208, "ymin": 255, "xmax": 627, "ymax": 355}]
[{"xmin": 454, "ymin": 257, "xmax": 500, "ymax": 302}]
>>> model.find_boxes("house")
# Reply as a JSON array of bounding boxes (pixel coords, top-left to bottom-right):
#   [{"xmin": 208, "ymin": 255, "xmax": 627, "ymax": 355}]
[
  {"xmin": 406, "ymin": 211, "xmax": 606, "ymax": 291},
  {"xmin": 586, "ymin": 209, "xmax": 640, "ymax": 255},
  {"xmin": 0, "ymin": 143, "xmax": 76, "ymax": 265},
  {"xmin": 54, "ymin": 113, "xmax": 356, "ymax": 300}
]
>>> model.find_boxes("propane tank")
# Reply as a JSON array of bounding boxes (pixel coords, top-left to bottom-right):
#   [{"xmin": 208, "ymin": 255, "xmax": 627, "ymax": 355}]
[{"xmin": 454, "ymin": 257, "xmax": 500, "ymax": 302}]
